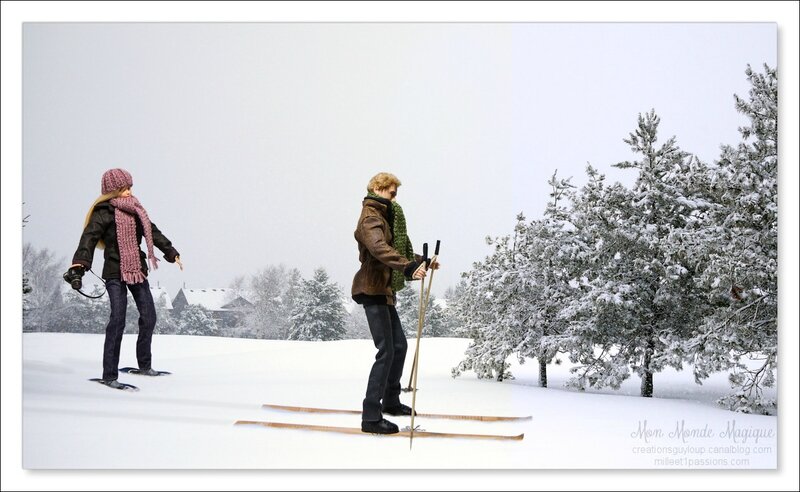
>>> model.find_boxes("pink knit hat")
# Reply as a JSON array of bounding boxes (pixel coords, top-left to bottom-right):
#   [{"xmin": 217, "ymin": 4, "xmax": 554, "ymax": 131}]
[{"xmin": 101, "ymin": 168, "xmax": 133, "ymax": 195}]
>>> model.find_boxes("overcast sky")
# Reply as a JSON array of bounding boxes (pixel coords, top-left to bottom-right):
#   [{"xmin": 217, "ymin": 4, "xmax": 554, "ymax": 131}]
[{"xmin": 22, "ymin": 22, "xmax": 776, "ymax": 299}]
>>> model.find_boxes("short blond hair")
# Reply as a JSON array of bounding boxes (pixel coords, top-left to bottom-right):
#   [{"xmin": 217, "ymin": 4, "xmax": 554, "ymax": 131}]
[{"xmin": 367, "ymin": 172, "xmax": 402, "ymax": 193}]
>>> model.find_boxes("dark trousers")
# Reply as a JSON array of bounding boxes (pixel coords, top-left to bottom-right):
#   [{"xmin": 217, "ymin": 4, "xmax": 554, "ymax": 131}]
[
  {"xmin": 362, "ymin": 304, "xmax": 408, "ymax": 421},
  {"xmin": 102, "ymin": 279, "xmax": 157, "ymax": 381}
]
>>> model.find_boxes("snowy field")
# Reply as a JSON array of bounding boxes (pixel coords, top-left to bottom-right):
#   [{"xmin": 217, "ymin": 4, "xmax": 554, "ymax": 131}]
[{"xmin": 22, "ymin": 333, "xmax": 777, "ymax": 469}]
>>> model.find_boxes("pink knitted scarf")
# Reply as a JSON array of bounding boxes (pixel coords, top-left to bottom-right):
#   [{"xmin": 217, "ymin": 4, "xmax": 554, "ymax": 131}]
[{"xmin": 109, "ymin": 196, "xmax": 159, "ymax": 284}]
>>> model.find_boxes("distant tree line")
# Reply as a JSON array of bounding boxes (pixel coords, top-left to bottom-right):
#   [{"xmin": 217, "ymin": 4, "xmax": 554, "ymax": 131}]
[{"xmin": 23, "ymin": 252, "xmax": 458, "ymax": 342}]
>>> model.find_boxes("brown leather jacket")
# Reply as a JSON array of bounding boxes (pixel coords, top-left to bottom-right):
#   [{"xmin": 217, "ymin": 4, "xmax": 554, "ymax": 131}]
[{"xmin": 351, "ymin": 196, "xmax": 415, "ymax": 305}]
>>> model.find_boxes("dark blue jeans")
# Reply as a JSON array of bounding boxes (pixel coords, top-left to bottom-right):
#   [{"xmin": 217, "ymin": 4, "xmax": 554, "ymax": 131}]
[
  {"xmin": 103, "ymin": 279, "xmax": 157, "ymax": 381},
  {"xmin": 362, "ymin": 305, "xmax": 408, "ymax": 421}
]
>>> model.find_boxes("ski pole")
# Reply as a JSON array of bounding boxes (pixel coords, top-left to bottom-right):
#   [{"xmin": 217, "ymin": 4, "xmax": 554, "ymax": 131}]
[
  {"xmin": 405, "ymin": 240, "xmax": 440, "ymax": 392},
  {"xmin": 409, "ymin": 243, "xmax": 430, "ymax": 449}
]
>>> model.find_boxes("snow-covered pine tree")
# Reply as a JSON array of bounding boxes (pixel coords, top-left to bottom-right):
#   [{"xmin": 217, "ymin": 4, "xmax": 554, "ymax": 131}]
[
  {"xmin": 686, "ymin": 64, "xmax": 778, "ymax": 414},
  {"xmin": 423, "ymin": 295, "xmax": 451, "ymax": 337},
  {"xmin": 451, "ymin": 220, "xmax": 529, "ymax": 382},
  {"xmin": 60, "ymin": 285, "xmax": 108, "ymax": 333},
  {"xmin": 177, "ymin": 304, "xmax": 219, "ymax": 336},
  {"xmin": 344, "ymin": 305, "xmax": 371, "ymax": 339},
  {"xmin": 441, "ymin": 281, "xmax": 466, "ymax": 336},
  {"xmin": 557, "ymin": 166, "xmax": 636, "ymax": 391},
  {"xmin": 288, "ymin": 267, "xmax": 347, "ymax": 341},
  {"xmin": 22, "ymin": 273, "xmax": 33, "ymax": 315},
  {"xmin": 280, "ymin": 268, "xmax": 303, "ymax": 338},
  {"xmin": 241, "ymin": 265, "xmax": 291, "ymax": 339},
  {"xmin": 22, "ymin": 243, "xmax": 66, "ymax": 332},
  {"xmin": 23, "ymin": 274, "xmax": 32, "ymax": 295},
  {"xmin": 153, "ymin": 292, "xmax": 179, "ymax": 335},
  {"xmin": 514, "ymin": 172, "xmax": 576, "ymax": 387},
  {"xmin": 399, "ymin": 287, "xmax": 452, "ymax": 338},
  {"xmin": 396, "ymin": 282, "xmax": 421, "ymax": 338},
  {"xmin": 561, "ymin": 111, "xmax": 711, "ymax": 397}
]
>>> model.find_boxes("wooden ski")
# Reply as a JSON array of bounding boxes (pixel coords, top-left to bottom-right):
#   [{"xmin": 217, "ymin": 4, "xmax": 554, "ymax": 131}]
[
  {"xmin": 262, "ymin": 403, "xmax": 531, "ymax": 422},
  {"xmin": 234, "ymin": 420, "xmax": 524, "ymax": 441}
]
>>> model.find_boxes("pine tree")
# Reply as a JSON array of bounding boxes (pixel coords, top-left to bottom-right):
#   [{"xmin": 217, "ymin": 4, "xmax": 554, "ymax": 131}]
[
  {"xmin": 514, "ymin": 172, "xmax": 576, "ymax": 387},
  {"xmin": 60, "ymin": 285, "xmax": 108, "ymax": 333},
  {"xmin": 451, "ymin": 228, "xmax": 524, "ymax": 382},
  {"xmin": 396, "ymin": 283, "xmax": 422, "ymax": 338},
  {"xmin": 449, "ymin": 65, "xmax": 778, "ymax": 413},
  {"xmin": 424, "ymin": 296, "xmax": 452, "ymax": 337},
  {"xmin": 686, "ymin": 64, "xmax": 778, "ymax": 414},
  {"xmin": 279, "ymin": 268, "xmax": 304, "ymax": 338},
  {"xmin": 22, "ymin": 243, "xmax": 66, "ymax": 332},
  {"xmin": 560, "ymin": 112, "xmax": 710, "ymax": 397},
  {"xmin": 556, "ymin": 167, "xmax": 636, "ymax": 391},
  {"xmin": 177, "ymin": 304, "xmax": 219, "ymax": 336},
  {"xmin": 288, "ymin": 268, "xmax": 347, "ymax": 341},
  {"xmin": 344, "ymin": 304, "xmax": 371, "ymax": 339},
  {"xmin": 398, "ymin": 286, "xmax": 452, "ymax": 338},
  {"xmin": 242, "ymin": 265, "xmax": 292, "ymax": 339},
  {"xmin": 153, "ymin": 292, "xmax": 179, "ymax": 335}
]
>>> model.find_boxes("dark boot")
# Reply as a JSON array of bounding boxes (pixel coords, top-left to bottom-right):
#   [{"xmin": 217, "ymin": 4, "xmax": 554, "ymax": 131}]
[
  {"xmin": 102, "ymin": 379, "xmax": 126, "ymax": 390},
  {"xmin": 361, "ymin": 418, "xmax": 399, "ymax": 434},
  {"xmin": 383, "ymin": 403, "xmax": 416, "ymax": 416}
]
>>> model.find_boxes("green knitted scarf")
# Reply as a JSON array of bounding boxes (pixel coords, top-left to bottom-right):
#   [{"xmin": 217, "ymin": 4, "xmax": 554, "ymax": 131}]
[{"xmin": 367, "ymin": 192, "xmax": 414, "ymax": 292}]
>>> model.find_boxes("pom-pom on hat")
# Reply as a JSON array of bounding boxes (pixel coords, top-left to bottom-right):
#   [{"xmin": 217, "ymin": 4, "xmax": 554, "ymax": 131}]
[{"xmin": 101, "ymin": 168, "xmax": 133, "ymax": 195}]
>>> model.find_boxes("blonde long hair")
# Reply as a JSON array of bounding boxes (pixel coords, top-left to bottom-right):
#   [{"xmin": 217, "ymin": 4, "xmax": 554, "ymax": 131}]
[{"xmin": 83, "ymin": 189, "xmax": 124, "ymax": 250}]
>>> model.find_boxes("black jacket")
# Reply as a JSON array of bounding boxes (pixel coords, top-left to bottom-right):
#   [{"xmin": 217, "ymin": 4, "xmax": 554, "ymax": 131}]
[{"xmin": 72, "ymin": 201, "xmax": 179, "ymax": 280}]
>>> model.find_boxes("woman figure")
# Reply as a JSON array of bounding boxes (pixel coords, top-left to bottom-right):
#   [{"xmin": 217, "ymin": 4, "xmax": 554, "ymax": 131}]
[{"xmin": 67, "ymin": 168, "xmax": 182, "ymax": 389}]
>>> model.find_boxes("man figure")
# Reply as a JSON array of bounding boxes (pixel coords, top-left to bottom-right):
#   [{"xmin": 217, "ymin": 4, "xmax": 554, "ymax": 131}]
[{"xmin": 352, "ymin": 172, "xmax": 437, "ymax": 434}]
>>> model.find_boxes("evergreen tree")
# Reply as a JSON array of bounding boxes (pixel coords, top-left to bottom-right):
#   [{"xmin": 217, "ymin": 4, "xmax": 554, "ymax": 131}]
[
  {"xmin": 685, "ymin": 64, "xmax": 778, "ymax": 414},
  {"xmin": 153, "ymin": 291, "xmax": 179, "ymax": 335},
  {"xmin": 451, "ymin": 228, "xmax": 524, "ymax": 381},
  {"xmin": 560, "ymin": 112, "xmax": 710, "ymax": 397},
  {"xmin": 288, "ymin": 268, "xmax": 347, "ymax": 341},
  {"xmin": 343, "ymin": 303, "xmax": 371, "ymax": 340},
  {"xmin": 279, "ymin": 268, "xmax": 304, "ymax": 338},
  {"xmin": 396, "ymin": 283, "xmax": 422, "ymax": 338},
  {"xmin": 397, "ymin": 286, "xmax": 452, "ymax": 338},
  {"xmin": 423, "ymin": 296, "xmax": 451, "ymax": 337},
  {"xmin": 559, "ymin": 166, "xmax": 649, "ymax": 392},
  {"xmin": 452, "ymin": 173, "xmax": 575, "ymax": 386},
  {"xmin": 515, "ymin": 172, "xmax": 576, "ymax": 387},
  {"xmin": 177, "ymin": 304, "xmax": 219, "ymax": 336},
  {"xmin": 60, "ymin": 285, "xmax": 108, "ymax": 333},
  {"xmin": 22, "ymin": 243, "xmax": 66, "ymax": 332},
  {"xmin": 446, "ymin": 64, "xmax": 777, "ymax": 413},
  {"xmin": 242, "ymin": 265, "xmax": 291, "ymax": 339}
]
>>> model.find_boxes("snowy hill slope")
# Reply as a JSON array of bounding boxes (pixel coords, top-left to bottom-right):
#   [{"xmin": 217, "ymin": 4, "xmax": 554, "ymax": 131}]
[{"xmin": 22, "ymin": 334, "xmax": 776, "ymax": 469}]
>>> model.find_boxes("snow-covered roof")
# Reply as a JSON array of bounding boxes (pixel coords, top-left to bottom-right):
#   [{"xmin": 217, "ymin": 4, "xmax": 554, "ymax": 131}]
[
  {"xmin": 150, "ymin": 286, "xmax": 173, "ymax": 309},
  {"xmin": 176, "ymin": 288, "xmax": 253, "ymax": 311}
]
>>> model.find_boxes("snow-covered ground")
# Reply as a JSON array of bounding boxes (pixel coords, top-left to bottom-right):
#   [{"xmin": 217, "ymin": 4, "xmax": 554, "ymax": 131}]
[{"xmin": 22, "ymin": 333, "xmax": 777, "ymax": 469}]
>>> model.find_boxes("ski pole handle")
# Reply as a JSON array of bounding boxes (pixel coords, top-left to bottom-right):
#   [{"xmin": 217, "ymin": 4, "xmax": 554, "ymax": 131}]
[
  {"xmin": 434, "ymin": 240, "xmax": 441, "ymax": 256},
  {"xmin": 422, "ymin": 243, "xmax": 428, "ymax": 263}
]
